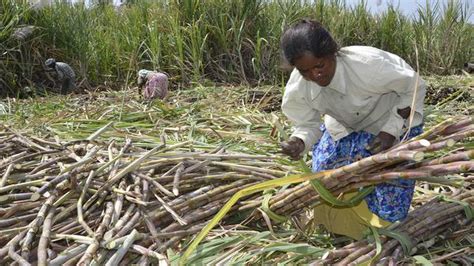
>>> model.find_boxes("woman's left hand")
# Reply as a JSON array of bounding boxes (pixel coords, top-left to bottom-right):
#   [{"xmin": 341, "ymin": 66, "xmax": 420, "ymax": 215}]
[
  {"xmin": 367, "ymin": 131, "xmax": 396, "ymax": 154},
  {"xmin": 397, "ymin": 107, "xmax": 411, "ymax": 119}
]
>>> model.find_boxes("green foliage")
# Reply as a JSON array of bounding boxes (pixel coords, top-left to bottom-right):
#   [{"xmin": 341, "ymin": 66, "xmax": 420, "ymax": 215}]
[
  {"xmin": 1, "ymin": 0, "xmax": 473, "ymax": 96},
  {"xmin": 169, "ymin": 231, "xmax": 327, "ymax": 265}
]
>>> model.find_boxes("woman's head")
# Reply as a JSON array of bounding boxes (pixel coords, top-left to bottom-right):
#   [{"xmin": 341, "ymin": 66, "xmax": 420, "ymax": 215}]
[{"xmin": 281, "ymin": 20, "xmax": 338, "ymax": 86}]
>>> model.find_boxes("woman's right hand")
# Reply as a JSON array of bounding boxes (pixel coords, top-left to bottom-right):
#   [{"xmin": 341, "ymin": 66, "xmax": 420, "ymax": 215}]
[{"xmin": 280, "ymin": 136, "xmax": 305, "ymax": 160}]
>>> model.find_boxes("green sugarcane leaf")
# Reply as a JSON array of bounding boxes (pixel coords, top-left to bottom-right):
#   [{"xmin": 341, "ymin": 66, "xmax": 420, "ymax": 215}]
[
  {"xmin": 377, "ymin": 228, "xmax": 413, "ymax": 255},
  {"xmin": 367, "ymin": 226, "xmax": 383, "ymax": 266},
  {"xmin": 258, "ymin": 242, "xmax": 325, "ymax": 254},
  {"xmin": 310, "ymin": 179, "xmax": 374, "ymax": 207},
  {"xmin": 186, "ymin": 235, "xmax": 242, "ymax": 264},
  {"xmin": 261, "ymin": 189, "xmax": 288, "ymax": 223}
]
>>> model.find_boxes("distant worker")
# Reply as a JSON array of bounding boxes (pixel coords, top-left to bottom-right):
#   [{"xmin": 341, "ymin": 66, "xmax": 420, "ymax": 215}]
[
  {"xmin": 464, "ymin": 62, "xmax": 473, "ymax": 73},
  {"xmin": 137, "ymin": 69, "xmax": 169, "ymax": 100},
  {"xmin": 44, "ymin": 58, "xmax": 76, "ymax": 94}
]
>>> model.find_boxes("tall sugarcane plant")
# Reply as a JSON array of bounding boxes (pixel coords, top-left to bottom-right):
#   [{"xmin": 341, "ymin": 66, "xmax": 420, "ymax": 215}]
[{"xmin": 1, "ymin": 0, "xmax": 473, "ymax": 95}]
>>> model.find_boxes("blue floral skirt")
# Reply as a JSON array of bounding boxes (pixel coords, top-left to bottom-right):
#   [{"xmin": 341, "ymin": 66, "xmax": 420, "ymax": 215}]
[{"xmin": 312, "ymin": 124, "xmax": 423, "ymax": 222}]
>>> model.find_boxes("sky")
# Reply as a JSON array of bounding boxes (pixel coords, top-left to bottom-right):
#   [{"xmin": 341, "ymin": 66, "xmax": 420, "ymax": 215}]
[
  {"xmin": 31, "ymin": 0, "xmax": 474, "ymax": 23},
  {"xmin": 346, "ymin": 0, "xmax": 473, "ymax": 22}
]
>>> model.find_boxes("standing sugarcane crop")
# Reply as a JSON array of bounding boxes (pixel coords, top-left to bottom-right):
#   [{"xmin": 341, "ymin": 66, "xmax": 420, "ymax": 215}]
[
  {"xmin": 279, "ymin": 19, "xmax": 426, "ymax": 240},
  {"xmin": 137, "ymin": 69, "xmax": 169, "ymax": 100},
  {"xmin": 44, "ymin": 58, "xmax": 76, "ymax": 94}
]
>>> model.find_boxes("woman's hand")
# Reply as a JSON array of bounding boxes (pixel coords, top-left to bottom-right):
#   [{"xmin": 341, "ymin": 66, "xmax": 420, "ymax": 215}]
[
  {"xmin": 397, "ymin": 107, "xmax": 411, "ymax": 119},
  {"xmin": 367, "ymin": 107, "xmax": 410, "ymax": 154},
  {"xmin": 367, "ymin": 131, "xmax": 396, "ymax": 154},
  {"xmin": 280, "ymin": 136, "xmax": 305, "ymax": 160}
]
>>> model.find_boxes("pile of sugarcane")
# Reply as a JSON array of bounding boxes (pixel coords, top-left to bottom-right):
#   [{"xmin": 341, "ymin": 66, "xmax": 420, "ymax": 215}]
[
  {"xmin": 0, "ymin": 116, "xmax": 472, "ymax": 265},
  {"xmin": 311, "ymin": 189, "xmax": 473, "ymax": 265},
  {"xmin": 242, "ymin": 117, "xmax": 473, "ymax": 222},
  {"xmin": 0, "ymin": 126, "xmax": 293, "ymax": 265}
]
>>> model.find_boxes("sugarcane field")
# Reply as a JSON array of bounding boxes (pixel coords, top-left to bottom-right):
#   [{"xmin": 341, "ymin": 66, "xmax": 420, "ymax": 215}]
[{"xmin": 1, "ymin": 0, "xmax": 473, "ymax": 265}]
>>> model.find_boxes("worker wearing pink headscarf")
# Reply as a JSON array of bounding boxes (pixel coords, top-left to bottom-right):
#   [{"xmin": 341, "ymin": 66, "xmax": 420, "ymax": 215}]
[{"xmin": 137, "ymin": 69, "xmax": 169, "ymax": 100}]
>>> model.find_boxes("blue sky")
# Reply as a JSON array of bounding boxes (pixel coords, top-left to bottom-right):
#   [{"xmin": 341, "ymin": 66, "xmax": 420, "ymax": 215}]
[
  {"xmin": 42, "ymin": 0, "xmax": 474, "ymax": 23},
  {"xmin": 346, "ymin": 0, "xmax": 473, "ymax": 22}
]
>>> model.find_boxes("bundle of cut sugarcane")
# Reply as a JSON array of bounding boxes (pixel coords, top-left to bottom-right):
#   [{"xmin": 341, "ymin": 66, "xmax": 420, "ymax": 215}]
[
  {"xmin": 0, "ymin": 116, "xmax": 472, "ymax": 265},
  {"xmin": 310, "ymin": 189, "xmax": 473, "ymax": 265},
  {"xmin": 0, "ymin": 126, "xmax": 292, "ymax": 265},
  {"xmin": 241, "ymin": 117, "xmax": 473, "ymax": 221}
]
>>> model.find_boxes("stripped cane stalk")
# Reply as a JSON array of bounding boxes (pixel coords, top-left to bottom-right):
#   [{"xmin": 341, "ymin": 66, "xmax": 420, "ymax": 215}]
[
  {"xmin": 59, "ymin": 145, "xmax": 99, "ymax": 175},
  {"xmin": 437, "ymin": 117, "xmax": 472, "ymax": 136},
  {"xmin": 21, "ymin": 192, "xmax": 57, "ymax": 260},
  {"xmin": 89, "ymin": 250, "xmax": 112, "ymax": 266},
  {"xmin": 169, "ymin": 182, "xmax": 255, "ymax": 226},
  {"xmin": 0, "ymin": 213, "xmax": 38, "ymax": 227},
  {"xmin": 152, "ymin": 191, "xmax": 187, "ymax": 226},
  {"xmin": 37, "ymin": 206, "xmax": 56, "ymax": 266},
  {"xmin": 78, "ymin": 201, "xmax": 114, "ymax": 265},
  {"xmin": 113, "ymin": 210, "xmax": 141, "ymax": 238},
  {"xmin": 31, "ymin": 172, "xmax": 73, "ymax": 201},
  {"xmin": 335, "ymin": 244, "xmax": 376, "ymax": 266},
  {"xmin": 418, "ymin": 138, "xmax": 456, "ymax": 152},
  {"xmin": 54, "ymin": 211, "xmax": 102, "ymax": 235},
  {"xmin": 49, "ymin": 245, "xmax": 88, "ymax": 266},
  {"xmin": 0, "ymin": 163, "xmax": 14, "ymax": 187},
  {"xmin": 9, "ymin": 244, "xmax": 31, "ymax": 266},
  {"xmin": 161, "ymin": 161, "xmax": 184, "ymax": 177},
  {"xmin": 0, "ymin": 179, "xmax": 45, "ymax": 194},
  {"xmin": 135, "ymin": 172, "xmax": 174, "ymax": 197},
  {"xmin": 438, "ymin": 126, "xmax": 474, "ymax": 142},
  {"xmin": 210, "ymin": 161, "xmax": 285, "ymax": 179},
  {"xmin": 51, "ymin": 233, "xmax": 94, "ymax": 244},
  {"xmin": 158, "ymin": 236, "xmax": 183, "ymax": 252},
  {"xmin": 112, "ymin": 180, "xmax": 126, "ymax": 225},
  {"xmin": 0, "ymin": 192, "xmax": 34, "ymax": 203},
  {"xmin": 414, "ymin": 118, "xmax": 455, "ymax": 140},
  {"xmin": 107, "ymin": 224, "xmax": 206, "ymax": 248},
  {"xmin": 0, "ymin": 151, "xmax": 57, "ymax": 170},
  {"xmin": 151, "ymin": 180, "xmax": 251, "ymax": 222},
  {"xmin": 105, "ymin": 229, "xmax": 140, "ymax": 266},
  {"xmin": 420, "ymin": 150, "xmax": 474, "ymax": 166},
  {"xmin": 140, "ymin": 207, "xmax": 162, "ymax": 245},
  {"xmin": 0, "ymin": 230, "xmax": 27, "ymax": 258},
  {"xmin": 390, "ymin": 139, "xmax": 431, "ymax": 152},
  {"xmin": 84, "ymin": 144, "xmax": 164, "ymax": 210},
  {"xmin": 28, "ymin": 156, "xmax": 67, "ymax": 175},
  {"xmin": 103, "ymin": 204, "xmax": 136, "ymax": 241},
  {"xmin": 77, "ymin": 170, "xmax": 96, "ymax": 236},
  {"xmin": 162, "ymin": 198, "xmax": 236, "ymax": 235},
  {"xmin": 173, "ymin": 162, "xmax": 185, "ymax": 196}
]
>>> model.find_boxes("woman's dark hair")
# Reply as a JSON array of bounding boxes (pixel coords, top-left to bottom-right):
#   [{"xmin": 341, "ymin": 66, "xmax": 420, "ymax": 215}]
[{"xmin": 281, "ymin": 19, "xmax": 339, "ymax": 65}]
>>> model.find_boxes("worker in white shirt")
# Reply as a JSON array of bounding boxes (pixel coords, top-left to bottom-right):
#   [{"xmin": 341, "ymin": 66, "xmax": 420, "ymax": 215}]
[{"xmin": 279, "ymin": 19, "xmax": 426, "ymax": 239}]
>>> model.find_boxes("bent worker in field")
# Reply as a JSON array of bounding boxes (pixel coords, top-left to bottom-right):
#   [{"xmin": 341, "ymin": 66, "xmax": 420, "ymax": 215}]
[
  {"xmin": 137, "ymin": 69, "xmax": 169, "ymax": 100},
  {"xmin": 44, "ymin": 58, "xmax": 76, "ymax": 94},
  {"xmin": 279, "ymin": 19, "xmax": 426, "ymax": 239}
]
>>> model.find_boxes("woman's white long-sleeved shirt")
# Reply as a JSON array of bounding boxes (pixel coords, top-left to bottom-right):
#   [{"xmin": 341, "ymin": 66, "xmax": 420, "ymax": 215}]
[{"xmin": 282, "ymin": 46, "xmax": 426, "ymax": 153}]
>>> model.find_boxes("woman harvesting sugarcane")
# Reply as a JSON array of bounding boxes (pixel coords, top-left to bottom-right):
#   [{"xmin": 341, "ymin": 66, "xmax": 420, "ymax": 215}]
[{"xmin": 279, "ymin": 19, "xmax": 426, "ymax": 239}]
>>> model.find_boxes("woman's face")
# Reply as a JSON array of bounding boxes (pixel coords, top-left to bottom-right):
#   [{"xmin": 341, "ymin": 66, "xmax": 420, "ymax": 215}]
[{"xmin": 293, "ymin": 52, "xmax": 336, "ymax": 87}]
